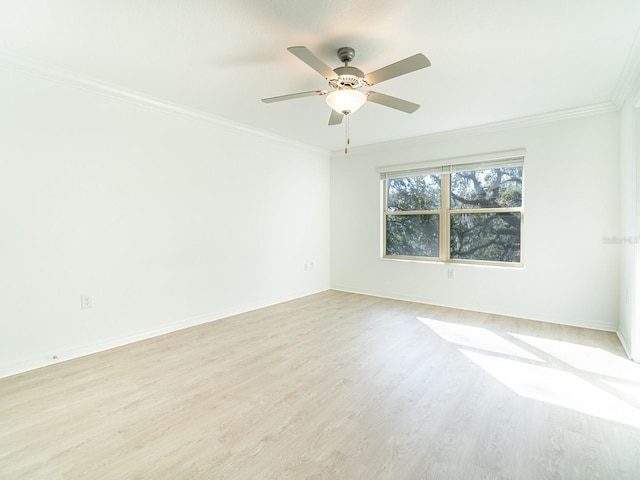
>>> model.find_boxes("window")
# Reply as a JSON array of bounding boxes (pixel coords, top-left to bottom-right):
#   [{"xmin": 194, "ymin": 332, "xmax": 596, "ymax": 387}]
[{"xmin": 381, "ymin": 151, "xmax": 524, "ymax": 265}]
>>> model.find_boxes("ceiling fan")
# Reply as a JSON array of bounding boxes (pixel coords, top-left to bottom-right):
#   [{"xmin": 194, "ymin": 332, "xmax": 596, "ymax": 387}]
[{"xmin": 261, "ymin": 46, "xmax": 431, "ymax": 126}]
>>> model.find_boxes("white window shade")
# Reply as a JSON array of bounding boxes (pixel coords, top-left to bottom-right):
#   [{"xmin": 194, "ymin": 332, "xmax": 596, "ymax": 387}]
[{"xmin": 378, "ymin": 149, "xmax": 526, "ymax": 180}]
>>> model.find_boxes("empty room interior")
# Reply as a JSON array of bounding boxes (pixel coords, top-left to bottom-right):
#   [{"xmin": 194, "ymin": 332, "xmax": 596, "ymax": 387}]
[{"xmin": 2, "ymin": 1, "xmax": 640, "ymax": 479}]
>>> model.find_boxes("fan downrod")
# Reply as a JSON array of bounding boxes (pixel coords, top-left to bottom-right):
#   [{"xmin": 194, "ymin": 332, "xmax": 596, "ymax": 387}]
[{"xmin": 337, "ymin": 47, "xmax": 355, "ymax": 65}]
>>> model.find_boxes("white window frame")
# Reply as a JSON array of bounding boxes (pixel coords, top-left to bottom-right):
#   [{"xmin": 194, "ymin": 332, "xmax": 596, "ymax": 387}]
[{"xmin": 380, "ymin": 150, "xmax": 525, "ymax": 267}]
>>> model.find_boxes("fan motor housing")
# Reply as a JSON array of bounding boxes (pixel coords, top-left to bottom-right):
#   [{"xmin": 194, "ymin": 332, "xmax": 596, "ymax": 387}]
[
  {"xmin": 329, "ymin": 66, "xmax": 368, "ymax": 90},
  {"xmin": 337, "ymin": 46, "xmax": 356, "ymax": 63}
]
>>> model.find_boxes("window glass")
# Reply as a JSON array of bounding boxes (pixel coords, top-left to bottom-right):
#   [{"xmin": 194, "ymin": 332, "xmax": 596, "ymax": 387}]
[
  {"xmin": 450, "ymin": 167, "xmax": 522, "ymax": 209},
  {"xmin": 382, "ymin": 161, "xmax": 523, "ymax": 265},
  {"xmin": 450, "ymin": 212, "xmax": 521, "ymax": 263},
  {"xmin": 386, "ymin": 175, "xmax": 441, "ymax": 212},
  {"xmin": 386, "ymin": 214, "xmax": 440, "ymax": 257}
]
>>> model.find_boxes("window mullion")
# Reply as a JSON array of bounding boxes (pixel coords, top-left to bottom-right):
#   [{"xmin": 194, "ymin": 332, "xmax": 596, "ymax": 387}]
[
  {"xmin": 440, "ymin": 173, "xmax": 451, "ymax": 261},
  {"xmin": 381, "ymin": 179, "xmax": 388, "ymax": 258},
  {"xmin": 449, "ymin": 207, "xmax": 523, "ymax": 215},
  {"xmin": 386, "ymin": 210, "xmax": 440, "ymax": 215}
]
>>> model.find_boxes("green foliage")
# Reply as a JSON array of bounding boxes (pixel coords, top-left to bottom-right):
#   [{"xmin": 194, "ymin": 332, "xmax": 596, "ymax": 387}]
[
  {"xmin": 451, "ymin": 167, "xmax": 522, "ymax": 209},
  {"xmin": 386, "ymin": 214, "xmax": 439, "ymax": 257},
  {"xmin": 497, "ymin": 189, "xmax": 522, "ymax": 208},
  {"xmin": 385, "ymin": 167, "xmax": 522, "ymax": 263},
  {"xmin": 450, "ymin": 213, "xmax": 521, "ymax": 262},
  {"xmin": 387, "ymin": 175, "xmax": 440, "ymax": 211}
]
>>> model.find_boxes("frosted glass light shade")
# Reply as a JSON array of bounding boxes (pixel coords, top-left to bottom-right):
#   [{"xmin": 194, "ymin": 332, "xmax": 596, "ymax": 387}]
[{"xmin": 326, "ymin": 89, "xmax": 367, "ymax": 115}]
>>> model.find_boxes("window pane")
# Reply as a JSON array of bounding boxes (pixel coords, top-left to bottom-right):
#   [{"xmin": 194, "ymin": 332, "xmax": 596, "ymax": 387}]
[
  {"xmin": 450, "ymin": 212, "xmax": 521, "ymax": 262},
  {"xmin": 386, "ymin": 214, "xmax": 439, "ymax": 257},
  {"xmin": 450, "ymin": 167, "xmax": 522, "ymax": 209},
  {"xmin": 386, "ymin": 175, "xmax": 441, "ymax": 212}
]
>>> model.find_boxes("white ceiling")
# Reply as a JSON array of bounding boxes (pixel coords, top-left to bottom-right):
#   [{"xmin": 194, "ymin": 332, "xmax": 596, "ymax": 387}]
[{"xmin": 1, "ymin": 0, "xmax": 639, "ymax": 151}]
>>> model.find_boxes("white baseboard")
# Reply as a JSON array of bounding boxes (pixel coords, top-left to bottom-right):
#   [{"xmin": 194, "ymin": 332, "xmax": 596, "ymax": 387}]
[
  {"xmin": 330, "ymin": 285, "xmax": 618, "ymax": 333},
  {"xmin": 0, "ymin": 288, "xmax": 329, "ymax": 380},
  {"xmin": 616, "ymin": 330, "xmax": 634, "ymax": 361}
]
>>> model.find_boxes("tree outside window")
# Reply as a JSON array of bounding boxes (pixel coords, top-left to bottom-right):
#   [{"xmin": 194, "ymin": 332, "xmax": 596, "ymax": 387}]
[{"xmin": 383, "ymin": 163, "xmax": 523, "ymax": 265}]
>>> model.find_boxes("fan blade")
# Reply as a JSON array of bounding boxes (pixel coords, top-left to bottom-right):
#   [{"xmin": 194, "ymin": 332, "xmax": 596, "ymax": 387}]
[
  {"xmin": 366, "ymin": 91, "xmax": 420, "ymax": 113},
  {"xmin": 287, "ymin": 46, "xmax": 336, "ymax": 79},
  {"xmin": 365, "ymin": 54, "xmax": 431, "ymax": 86},
  {"xmin": 328, "ymin": 109, "xmax": 343, "ymax": 125},
  {"xmin": 262, "ymin": 90, "xmax": 327, "ymax": 103}
]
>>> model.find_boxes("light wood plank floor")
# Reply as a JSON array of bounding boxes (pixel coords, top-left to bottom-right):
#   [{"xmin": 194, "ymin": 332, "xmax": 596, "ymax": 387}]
[{"xmin": 2, "ymin": 290, "xmax": 640, "ymax": 479}]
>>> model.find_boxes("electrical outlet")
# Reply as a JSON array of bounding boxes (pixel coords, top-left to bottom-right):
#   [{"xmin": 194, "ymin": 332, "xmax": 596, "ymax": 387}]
[
  {"xmin": 81, "ymin": 295, "xmax": 92, "ymax": 309},
  {"xmin": 447, "ymin": 268, "xmax": 455, "ymax": 280}
]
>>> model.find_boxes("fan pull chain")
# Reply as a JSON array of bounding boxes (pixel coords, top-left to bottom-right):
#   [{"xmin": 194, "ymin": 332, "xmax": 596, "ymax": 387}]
[{"xmin": 344, "ymin": 114, "xmax": 350, "ymax": 154}]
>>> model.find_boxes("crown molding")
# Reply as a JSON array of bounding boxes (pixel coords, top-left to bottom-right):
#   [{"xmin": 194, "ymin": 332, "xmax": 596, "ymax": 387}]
[
  {"xmin": 0, "ymin": 50, "xmax": 329, "ymax": 156},
  {"xmin": 612, "ymin": 26, "xmax": 640, "ymax": 108},
  {"xmin": 340, "ymin": 101, "xmax": 618, "ymax": 157},
  {"xmin": 0, "ymin": 49, "xmax": 626, "ymax": 157}
]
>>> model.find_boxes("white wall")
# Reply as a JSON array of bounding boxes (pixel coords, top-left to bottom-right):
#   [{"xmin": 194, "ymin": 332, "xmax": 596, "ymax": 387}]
[
  {"xmin": 618, "ymin": 90, "xmax": 640, "ymax": 359},
  {"xmin": 0, "ymin": 67, "xmax": 330, "ymax": 377},
  {"xmin": 331, "ymin": 112, "xmax": 620, "ymax": 331}
]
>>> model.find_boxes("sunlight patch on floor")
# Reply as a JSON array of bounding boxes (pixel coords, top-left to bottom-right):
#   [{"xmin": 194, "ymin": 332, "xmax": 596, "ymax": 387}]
[
  {"xmin": 418, "ymin": 316, "xmax": 640, "ymax": 428},
  {"xmin": 511, "ymin": 333, "xmax": 640, "ymax": 382},
  {"xmin": 601, "ymin": 379, "xmax": 640, "ymax": 403},
  {"xmin": 418, "ymin": 317, "xmax": 541, "ymax": 361},
  {"xmin": 461, "ymin": 349, "xmax": 640, "ymax": 428}
]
